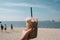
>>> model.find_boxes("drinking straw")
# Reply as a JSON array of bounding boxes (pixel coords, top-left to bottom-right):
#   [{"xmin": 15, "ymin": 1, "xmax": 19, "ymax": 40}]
[{"xmin": 30, "ymin": 7, "xmax": 33, "ymax": 18}]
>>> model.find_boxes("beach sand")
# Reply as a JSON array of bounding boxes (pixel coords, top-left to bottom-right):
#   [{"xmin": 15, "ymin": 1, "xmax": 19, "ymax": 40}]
[{"xmin": 0, "ymin": 27, "xmax": 60, "ymax": 40}]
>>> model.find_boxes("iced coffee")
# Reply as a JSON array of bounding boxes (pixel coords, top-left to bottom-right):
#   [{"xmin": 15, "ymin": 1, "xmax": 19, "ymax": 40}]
[{"xmin": 26, "ymin": 18, "xmax": 38, "ymax": 39}]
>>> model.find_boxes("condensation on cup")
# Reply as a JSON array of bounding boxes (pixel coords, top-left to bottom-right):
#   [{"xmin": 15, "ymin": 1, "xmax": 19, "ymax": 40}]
[{"xmin": 26, "ymin": 17, "xmax": 38, "ymax": 39}]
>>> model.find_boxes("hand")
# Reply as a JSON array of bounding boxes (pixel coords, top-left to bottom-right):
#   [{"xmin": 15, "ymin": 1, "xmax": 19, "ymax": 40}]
[{"xmin": 20, "ymin": 28, "xmax": 32, "ymax": 40}]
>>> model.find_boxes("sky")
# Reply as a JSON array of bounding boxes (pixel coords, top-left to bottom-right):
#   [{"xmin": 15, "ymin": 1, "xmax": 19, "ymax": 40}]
[{"xmin": 0, "ymin": 0, "xmax": 60, "ymax": 21}]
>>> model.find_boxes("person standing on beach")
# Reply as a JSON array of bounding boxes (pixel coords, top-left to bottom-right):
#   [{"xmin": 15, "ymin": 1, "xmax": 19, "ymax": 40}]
[
  {"xmin": 11, "ymin": 24, "xmax": 13, "ymax": 30},
  {"xmin": 4, "ymin": 24, "xmax": 7, "ymax": 31},
  {"xmin": 1, "ymin": 24, "xmax": 4, "ymax": 32}
]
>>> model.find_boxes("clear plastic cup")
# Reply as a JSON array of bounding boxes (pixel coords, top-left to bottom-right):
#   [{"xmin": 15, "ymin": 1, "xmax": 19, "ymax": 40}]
[{"xmin": 26, "ymin": 18, "xmax": 38, "ymax": 39}]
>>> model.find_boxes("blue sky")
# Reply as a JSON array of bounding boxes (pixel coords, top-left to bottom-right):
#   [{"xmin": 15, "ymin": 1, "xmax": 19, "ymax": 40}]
[{"xmin": 0, "ymin": 0, "xmax": 60, "ymax": 21}]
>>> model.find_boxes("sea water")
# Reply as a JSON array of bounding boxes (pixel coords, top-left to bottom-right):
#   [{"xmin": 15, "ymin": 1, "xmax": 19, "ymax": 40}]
[{"xmin": 0, "ymin": 21, "xmax": 60, "ymax": 28}]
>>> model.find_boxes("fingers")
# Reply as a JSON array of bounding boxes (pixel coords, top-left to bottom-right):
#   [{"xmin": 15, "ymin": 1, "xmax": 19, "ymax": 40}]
[
  {"xmin": 20, "ymin": 28, "xmax": 32, "ymax": 40},
  {"xmin": 26, "ymin": 28, "xmax": 32, "ymax": 33}
]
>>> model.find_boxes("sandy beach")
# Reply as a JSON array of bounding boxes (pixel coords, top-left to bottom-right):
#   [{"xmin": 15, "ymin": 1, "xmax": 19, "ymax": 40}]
[{"xmin": 0, "ymin": 27, "xmax": 60, "ymax": 40}]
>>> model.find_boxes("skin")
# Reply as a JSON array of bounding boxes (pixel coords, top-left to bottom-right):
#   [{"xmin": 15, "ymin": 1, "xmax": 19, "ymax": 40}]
[{"xmin": 20, "ymin": 28, "xmax": 32, "ymax": 40}]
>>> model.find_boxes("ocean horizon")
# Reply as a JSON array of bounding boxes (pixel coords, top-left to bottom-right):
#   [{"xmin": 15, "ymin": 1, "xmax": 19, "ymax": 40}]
[{"xmin": 0, "ymin": 21, "xmax": 60, "ymax": 28}]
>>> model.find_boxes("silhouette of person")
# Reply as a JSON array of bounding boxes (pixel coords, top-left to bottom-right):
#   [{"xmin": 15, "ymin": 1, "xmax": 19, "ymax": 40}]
[
  {"xmin": 1, "ymin": 24, "xmax": 4, "ymax": 32},
  {"xmin": 4, "ymin": 24, "xmax": 7, "ymax": 31},
  {"xmin": 11, "ymin": 24, "xmax": 13, "ymax": 30}
]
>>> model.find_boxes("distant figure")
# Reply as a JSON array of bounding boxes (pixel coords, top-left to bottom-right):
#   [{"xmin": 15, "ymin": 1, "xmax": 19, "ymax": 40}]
[
  {"xmin": 0, "ymin": 21, "xmax": 1, "ymax": 23},
  {"xmin": 1, "ymin": 24, "xmax": 4, "ymax": 32},
  {"xmin": 4, "ymin": 24, "xmax": 7, "ymax": 31},
  {"xmin": 11, "ymin": 24, "xmax": 13, "ymax": 30}
]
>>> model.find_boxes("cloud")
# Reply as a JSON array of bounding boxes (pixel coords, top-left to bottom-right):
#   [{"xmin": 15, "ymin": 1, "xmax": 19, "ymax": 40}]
[
  {"xmin": 0, "ymin": 15, "xmax": 26, "ymax": 21},
  {"xmin": 0, "ymin": 8, "xmax": 28, "ymax": 21},
  {"xmin": 0, "ymin": 1, "xmax": 60, "ymax": 21},
  {"xmin": 0, "ymin": 8, "xmax": 19, "ymax": 12},
  {"xmin": 0, "ymin": 8, "xmax": 23, "ymax": 15},
  {"xmin": 0, "ymin": 2, "xmax": 48, "ymax": 8}
]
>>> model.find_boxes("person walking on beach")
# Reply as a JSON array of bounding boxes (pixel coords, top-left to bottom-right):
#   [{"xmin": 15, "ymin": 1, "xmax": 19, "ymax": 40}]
[
  {"xmin": 4, "ymin": 24, "xmax": 7, "ymax": 31},
  {"xmin": 1, "ymin": 24, "xmax": 4, "ymax": 32},
  {"xmin": 11, "ymin": 24, "xmax": 13, "ymax": 30}
]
